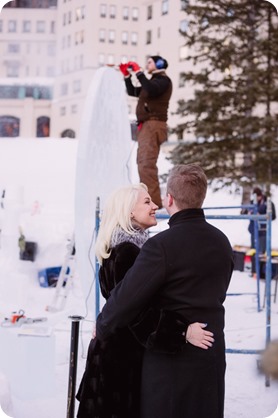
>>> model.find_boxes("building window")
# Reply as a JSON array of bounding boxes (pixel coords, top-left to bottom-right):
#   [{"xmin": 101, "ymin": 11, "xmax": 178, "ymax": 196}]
[
  {"xmin": 8, "ymin": 20, "xmax": 17, "ymax": 32},
  {"xmin": 180, "ymin": 0, "xmax": 189, "ymax": 11},
  {"xmin": 146, "ymin": 30, "xmax": 152, "ymax": 45},
  {"xmin": 61, "ymin": 129, "xmax": 75, "ymax": 138},
  {"xmin": 99, "ymin": 53, "xmax": 105, "ymax": 66},
  {"xmin": 67, "ymin": 35, "xmax": 71, "ymax": 47},
  {"xmin": 61, "ymin": 83, "xmax": 68, "ymax": 96},
  {"xmin": 50, "ymin": 21, "xmax": 55, "ymax": 33},
  {"xmin": 147, "ymin": 5, "xmax": 152, "ymax": 20},
  {"xmin": 157, "ymin": 27, "xmax": 161, "ymax": 38},
  {"xmin": 121, "ymin": 55, "xmax": 128, "ymax": 64},
  {"xmin": 108, "ymin": 30, "xmax": 115, "ymax": 43},
  {"xmin": 122, "ymin": 31, "xmax": 128, "ymax": 45},
  {"xmin": 107, "ymin": 54, "xmax": 114, "ymax": 65},
  {"xmin": 22, "ymin": 20, "xmax": 31, "ymax": 33},
  {"xmin": 99, "ymin": 29, "xmax": 105, "ymax": 42},
  {"xmin": 0, "ymin": 21, "xmax": 2, "ymax": 32},
  {"xmin": 46, "ymin": 66, "xmax": 55, "ymax": 76},
  {"xmin": 8, "ymin": 43, "xmax": 20, "ymax": 53},
  {"xmin": 76, "ymin": 7, "xmax": 81, "ymax": 20},
  {"xmin": 123, "ymin": 7, "xmax": 129, "ymax": 20},
  {"xmin": 132, "ymin": 7, "xmax": 139, "ymax": 21},
  {"xmin": 60, "ymin": 107, "xmax": 66, "ymax": 116},
  {"xmin": 37, "ymin": 21, "xmax": 45, "ymax": 33},
  {"xmin": 74, "ymin": 31, "xmax": 84, "ymax": 44},
  {"xmin": 100, "ymin": 4, "xmax": 106, "ymax": 18},
  {"xmin": 73, "ymin": 79, "xmax": 81, "ymax": 93},
  {"xmin": 131, "ymin": 32, "xmax": 138, "ymax": 46},
  {"xmin": 162, "ymin": 0, "xmax": 169, "ymax": 15},
  {"xmin": 48, "ymin": 43, "xmax": 55, "ymax": 56},
  {"xmin": 71, "ymin": 104, "xmax": 77, "ymax": 114},
  {"xmin": 75, "ymin": 6, "xmax": 85, "ymax": 20},
  {"xmin": 7, "ymin": 63, "xmax": 19, "ymax": 77},
  {"xmin": 110, "ymin": 5, "xmax": 116, "ymax": 18},
  {"xmin": 0, "ymin": 116, "xmax": 20, "ymax": 137},
  {"xmin": 37, "ymin": 116, "xmax": 50, "ymax": 138},
  {"xmin": 63, "ymin": 13, "xmax": 66, "ymax": 25},
  {"xmin": 68, "ymin": 11, "xmax": 72, "ymax": 24},
  {"xmin": 180, "ymin": 19, "xmax": 188, "ymax": 33}
]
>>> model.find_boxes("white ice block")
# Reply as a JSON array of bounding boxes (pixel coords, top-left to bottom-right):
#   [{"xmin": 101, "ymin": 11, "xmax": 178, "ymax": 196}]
[{"xmin": 0, "ymin": 326, "xmax": 55, "ymax": 400}]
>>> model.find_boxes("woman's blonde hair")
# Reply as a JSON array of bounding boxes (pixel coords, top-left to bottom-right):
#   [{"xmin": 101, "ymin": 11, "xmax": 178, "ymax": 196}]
[{"xmin": 95, "ymin": 183, "xmax": 148, "ymax": 264}]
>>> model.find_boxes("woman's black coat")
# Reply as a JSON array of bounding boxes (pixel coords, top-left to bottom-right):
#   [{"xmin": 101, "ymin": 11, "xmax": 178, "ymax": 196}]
[{"xmin": 76, "ymin": 242, "xmax": 142, "ymax": 418}]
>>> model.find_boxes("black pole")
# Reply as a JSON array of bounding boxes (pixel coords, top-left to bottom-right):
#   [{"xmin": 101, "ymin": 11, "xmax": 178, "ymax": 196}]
[{"xmin": 67, "ymin": 315, "xmax": 84, "ymax": 418}]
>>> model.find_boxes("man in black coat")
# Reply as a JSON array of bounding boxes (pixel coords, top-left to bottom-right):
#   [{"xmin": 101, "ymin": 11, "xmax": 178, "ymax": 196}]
[{"xmin": 96, "ymin": 164, "xmax": 234, "ymax": 418}]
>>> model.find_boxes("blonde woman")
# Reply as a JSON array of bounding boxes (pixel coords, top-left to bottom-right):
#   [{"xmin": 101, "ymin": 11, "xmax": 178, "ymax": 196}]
[{"xmin": 76, "ymin": 183, "xmax": 213, "ymax": 418}]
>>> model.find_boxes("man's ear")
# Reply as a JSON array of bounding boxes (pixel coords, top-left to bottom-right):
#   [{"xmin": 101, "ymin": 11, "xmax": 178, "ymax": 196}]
[{"xmin": 167, "ymin": 193, "xmax": 174, "ymax": 207}]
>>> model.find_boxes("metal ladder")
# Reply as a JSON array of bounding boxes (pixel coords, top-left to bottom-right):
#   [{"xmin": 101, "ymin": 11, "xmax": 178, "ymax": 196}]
[{"xmin": 46, "ymin": 234, "xmax": 76, "ymax": 312}]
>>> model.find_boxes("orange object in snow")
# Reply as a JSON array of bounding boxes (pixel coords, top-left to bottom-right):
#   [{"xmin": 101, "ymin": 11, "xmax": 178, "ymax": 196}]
[{"xmin": 10, "ymin": 310, "xmax": 26, "ymax": 323}]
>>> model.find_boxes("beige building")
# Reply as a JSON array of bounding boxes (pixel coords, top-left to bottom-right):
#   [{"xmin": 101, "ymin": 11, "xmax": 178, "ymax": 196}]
[
  {"xmin": 0, "ymin": 0, "xmax": 191, "ymax": 139},
  {"xmin": 0, "ymin": 1, "xmax": 56, "ymax": 137}
]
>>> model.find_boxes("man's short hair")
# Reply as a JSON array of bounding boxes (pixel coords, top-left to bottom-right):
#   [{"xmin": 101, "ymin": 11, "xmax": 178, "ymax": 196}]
[{"xmin": 167, "ymin": 164, "xmax": 207, "ymax": 209}]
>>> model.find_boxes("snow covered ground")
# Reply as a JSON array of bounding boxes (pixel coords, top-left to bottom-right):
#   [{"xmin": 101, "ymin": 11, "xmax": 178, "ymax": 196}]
[{"xmin": 0, "ymin": 138, "xmax": 277, "ymax": 418}]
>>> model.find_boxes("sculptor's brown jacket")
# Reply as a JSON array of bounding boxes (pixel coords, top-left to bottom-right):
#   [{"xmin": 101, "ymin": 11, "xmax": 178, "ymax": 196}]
[{"xmin": 125, "ymin": 70, "xmax": 172, "ymax": 122}]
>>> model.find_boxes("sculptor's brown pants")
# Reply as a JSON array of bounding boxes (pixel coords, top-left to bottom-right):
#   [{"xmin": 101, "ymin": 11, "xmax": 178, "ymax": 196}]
[{"xmin": 137, "ymin": 120, "xmax": 167, "ymax": 208}]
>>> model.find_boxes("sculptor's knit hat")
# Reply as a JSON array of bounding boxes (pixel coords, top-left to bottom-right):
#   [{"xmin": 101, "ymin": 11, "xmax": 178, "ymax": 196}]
[
  {"xmin": 150, "ymin": 55, "xmax": 168, "ymax": 69},
  {"xmin": 253, "ymin": 187, "xmax": 263, "ymax": 196}
]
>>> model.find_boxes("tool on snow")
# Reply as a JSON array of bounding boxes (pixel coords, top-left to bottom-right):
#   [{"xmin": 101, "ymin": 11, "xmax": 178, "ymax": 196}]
[{"xmin": 1, "ymin": 309, "xmax": 47, "ymax": 327}]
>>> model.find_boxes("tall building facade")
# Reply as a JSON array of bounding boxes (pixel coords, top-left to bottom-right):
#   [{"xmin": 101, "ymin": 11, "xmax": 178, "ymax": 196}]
[
  {"xmin": 4, "ymin": 0, "xmax": 57, "ymax": 7},
  {"xmin": 0, "ymin": 0, "xmax": 191, "ymax": 139}
]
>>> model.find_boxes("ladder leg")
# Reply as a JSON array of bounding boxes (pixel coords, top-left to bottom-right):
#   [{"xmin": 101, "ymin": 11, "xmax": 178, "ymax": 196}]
[
  {"xmin": 274, "ymin": 275, "xmax": 278, "ymax": 304},
  {"xmin": 46, "ymin": 235, "xmax": 75, "ymax": 312}
]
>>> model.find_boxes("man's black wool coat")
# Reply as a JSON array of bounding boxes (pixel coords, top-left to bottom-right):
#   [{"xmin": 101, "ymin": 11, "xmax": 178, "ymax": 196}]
[{"xmin": 96, "ymin": 208, "xmax": 234, "ymax": 418}]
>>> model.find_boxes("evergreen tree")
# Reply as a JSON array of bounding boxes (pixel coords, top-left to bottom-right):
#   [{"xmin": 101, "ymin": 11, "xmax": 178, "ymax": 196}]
[{"xmin": 170, "ymin": 0, "xmax": 278, "ymax": 199}]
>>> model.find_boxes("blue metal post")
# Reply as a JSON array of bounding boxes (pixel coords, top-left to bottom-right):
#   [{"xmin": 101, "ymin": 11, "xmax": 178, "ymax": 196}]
[
  {"xmin": 253, "ymin": 203, "xmax": 262, "ymax": 312},
  {"xmin": 95, "ymin": 197, "xmax": 100, "ymax": 320},
  {"xmin": 265, "ymin": 198, "xmax": 273, "ymax": 386}
]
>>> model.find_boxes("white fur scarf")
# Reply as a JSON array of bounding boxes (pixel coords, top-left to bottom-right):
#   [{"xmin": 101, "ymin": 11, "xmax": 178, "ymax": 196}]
[{"xmin": 110, "ymin": 226, "xmax": 149, "ymax": 249}]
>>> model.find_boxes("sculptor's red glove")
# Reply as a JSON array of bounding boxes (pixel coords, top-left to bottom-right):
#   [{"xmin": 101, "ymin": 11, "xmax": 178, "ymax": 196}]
[
  {"xmin": 127, "ymin": 61, "xmax": 141, "ymax": 72},
  {"xmin": 119, "ymin": 63, "xmax": 130, "ymax": 76}
]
